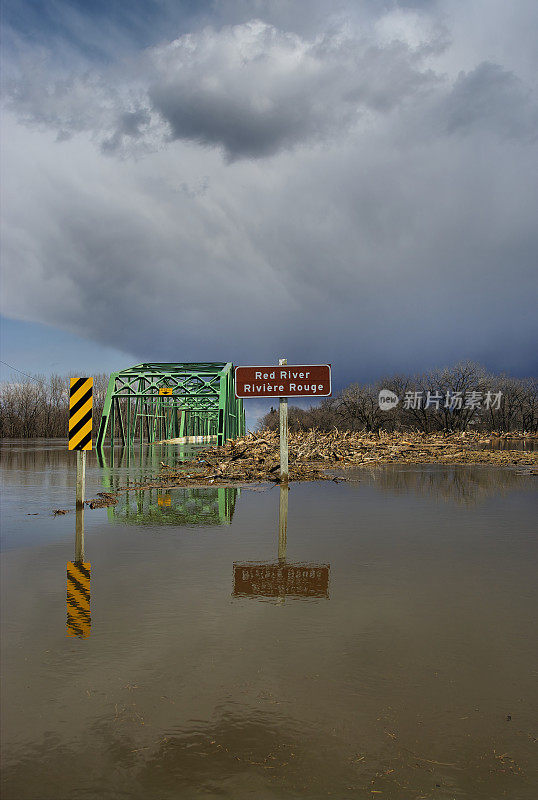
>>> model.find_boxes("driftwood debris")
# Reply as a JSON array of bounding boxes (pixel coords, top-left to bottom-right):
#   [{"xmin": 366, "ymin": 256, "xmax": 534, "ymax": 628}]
[
  {"xmin": 144, "ymin": 430, "xmax": 538, "ymax": 488},
  {"xmin": 86, "ymin": 492, "xmax": 118, "ymax": 509}
]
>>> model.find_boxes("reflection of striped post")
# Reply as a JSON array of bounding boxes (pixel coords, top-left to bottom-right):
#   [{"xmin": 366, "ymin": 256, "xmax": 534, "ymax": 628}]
[
  {"xmin": 69, "ymin": 378, "xmax": 93, "ymax": 451},
  {"xmin": 66, "ymin": 561, "xmax": 91, "ymax": 638}
]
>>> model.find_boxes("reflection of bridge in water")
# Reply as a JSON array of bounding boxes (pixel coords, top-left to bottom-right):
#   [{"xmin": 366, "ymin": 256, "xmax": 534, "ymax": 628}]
[
  {"xmin": 109, "ymin": 486, "xmax": 239, "ymax": 526},
  {"xmin": 67, "ymin": 449, "xmax": 240, "ymax": 640},
  {"xmin": 96, "ymin": 441, "xmax": 200, "ymax": 470},
  {"xmin": 97, "ymin": 444, "xmax": 240, "ymax": 526}
]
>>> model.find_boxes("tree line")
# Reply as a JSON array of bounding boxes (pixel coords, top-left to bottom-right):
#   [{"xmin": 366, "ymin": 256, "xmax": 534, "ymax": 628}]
[
  {"xmin": 0, "ymin": 374, "xmax": 110, "ymax": 438},
  {"xmin": 1, "ymin": 362, "xmax": 537, "ymax": 438},
  {"xmin": 259, "ymin": 362, "xmax": 538, "ymax": 434}
]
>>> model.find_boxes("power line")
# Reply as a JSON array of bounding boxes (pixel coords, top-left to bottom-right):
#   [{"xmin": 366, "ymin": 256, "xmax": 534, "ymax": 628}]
[{"xmin": 0, "ymin": 360, "xmax": 44, "ymax": 382}]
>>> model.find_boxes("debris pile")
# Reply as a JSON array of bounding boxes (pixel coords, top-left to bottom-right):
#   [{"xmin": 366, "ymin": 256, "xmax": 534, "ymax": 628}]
[
  {"xmin": 143, "ymin": 430, "xmax": 538, "ymax": 487},
  {"xmin": 86, "ymin": 492, "xmax": 118, "ymax": 509}
]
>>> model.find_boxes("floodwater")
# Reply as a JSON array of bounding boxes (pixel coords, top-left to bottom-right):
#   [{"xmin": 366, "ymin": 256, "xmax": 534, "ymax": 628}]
[
  {"xmin": 1, "ymin": 440, "xmax": 537, "ymax": 800},
  {"xmin": 471, "ymin": 439, "xmax": 538, "ymax": 451}
]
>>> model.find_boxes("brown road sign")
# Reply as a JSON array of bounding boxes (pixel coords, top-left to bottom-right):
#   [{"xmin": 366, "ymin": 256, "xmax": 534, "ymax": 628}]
[
  {"xmin": 233, "ymin": 562, "xmax": 330, "ymax": 598},
  {"xmin": 235, "ymin": 365, "xmax": 331, "ymax": 398}
]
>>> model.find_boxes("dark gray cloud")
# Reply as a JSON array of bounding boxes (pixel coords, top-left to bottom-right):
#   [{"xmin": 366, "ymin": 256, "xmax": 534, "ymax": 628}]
[
  {"xmin": 1, "ymin": 1, "xmax": 537, "ymax": 385},
  {"xmin": 8, "ymin": 17, "xmax": 537, "ymax": 160},
  {"xmin": 6, "ymin": 20, "xmax": 443, "ymax": 160},
  {"xmin": 148, "ymin": 22, "xmax": 438, "ymax": 160},
  {"xmin": 443, "ymin": 62, "xmax": 537, "ymax": 140}
]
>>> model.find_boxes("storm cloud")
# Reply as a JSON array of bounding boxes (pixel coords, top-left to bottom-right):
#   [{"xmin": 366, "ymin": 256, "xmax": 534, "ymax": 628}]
[
  {"xmin": 1, "ymin": 0, "xmax": 537, "ymax": 385},
  {"xmin": 147, "ymin": 21, "xmax": 440, "ymax": 160}
]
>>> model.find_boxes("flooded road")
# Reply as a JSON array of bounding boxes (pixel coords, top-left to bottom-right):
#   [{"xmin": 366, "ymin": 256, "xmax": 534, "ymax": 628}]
[{"xmin": 1, "ymin": 440, "xmax": 537, "ymax": 799}]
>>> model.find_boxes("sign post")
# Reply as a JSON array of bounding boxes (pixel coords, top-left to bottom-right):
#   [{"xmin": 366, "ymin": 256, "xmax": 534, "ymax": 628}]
[
  {"xmin": 278, "ymin": 483, "xmax": 288, "ymax": 562},
  {"xmin": 279, "ymin": 357, "xmax": 288, "ymax": 483},
  {"xmin": 75, "ymin": 449, "xmax": 86, "ymax": 558}
]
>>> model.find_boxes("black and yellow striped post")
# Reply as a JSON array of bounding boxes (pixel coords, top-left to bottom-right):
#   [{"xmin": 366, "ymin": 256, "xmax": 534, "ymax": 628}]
[
  {"xmin": 66, "ymin": 560, "xmax": 91, "ymax": 638},
  {"xmin": 69, "ymin": 378, "xmax": 93, "ymax": 451}
]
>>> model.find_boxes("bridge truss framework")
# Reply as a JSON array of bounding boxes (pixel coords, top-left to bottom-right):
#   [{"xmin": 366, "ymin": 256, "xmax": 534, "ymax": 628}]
[{"xmin": 96, "ymin": 362, "xmax": 245, "ymax": 449}]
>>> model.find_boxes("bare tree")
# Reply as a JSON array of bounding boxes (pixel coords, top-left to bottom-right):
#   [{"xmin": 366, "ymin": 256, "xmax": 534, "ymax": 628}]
[
  {"xmin": 0, "ymin": 373, "xmax": 110, "ymax": 438},
  {"xmin": 3, "ymin": 366, "xmax": 535, "ymax": 438}
]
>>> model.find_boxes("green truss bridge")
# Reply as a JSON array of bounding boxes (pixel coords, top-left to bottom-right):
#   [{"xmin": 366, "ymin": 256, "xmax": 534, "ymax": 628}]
[{"xmin": 96, "ymin": 362, "xmax": 245, "ymax": 449}]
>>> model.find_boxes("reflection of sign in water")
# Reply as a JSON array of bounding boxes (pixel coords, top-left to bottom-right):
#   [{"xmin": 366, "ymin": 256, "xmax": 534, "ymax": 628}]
[
  {"xmin": 66, "ymin": 561, "xmax": 91, "ymax": 638},
  {"xmin": 233, "ymin": 562, "xmax": 330, "ymax": 598}
]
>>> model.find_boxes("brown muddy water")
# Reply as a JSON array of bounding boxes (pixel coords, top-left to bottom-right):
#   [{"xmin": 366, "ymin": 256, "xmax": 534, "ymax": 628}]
[{"xmin": 1, "ymin": 440, "xmax": 537, "ymax": 800}]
